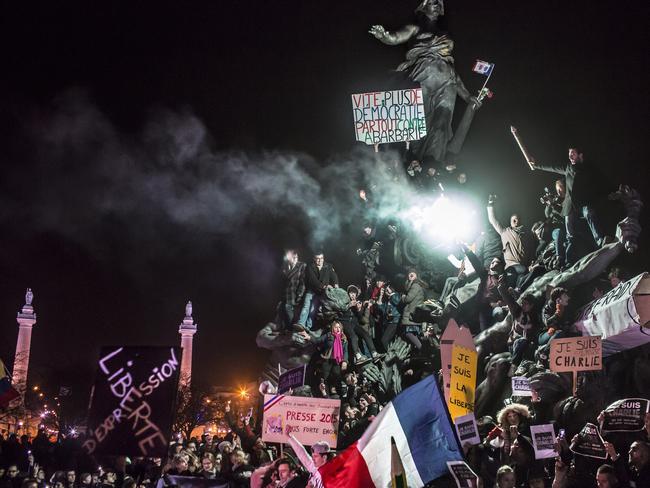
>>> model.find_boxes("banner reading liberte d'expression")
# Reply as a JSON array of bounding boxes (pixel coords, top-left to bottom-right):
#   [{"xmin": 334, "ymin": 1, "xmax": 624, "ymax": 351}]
[
  {"xmin": 262, "ymin": 394, "xmax": 340, "ymax": 447},
  {"xmin": 352, "ymin": 89, "xmax": 427, "ymax": 145},
  {"xmin": 84, "ymin": 346, "xmax": 181, "ymax": 458}
]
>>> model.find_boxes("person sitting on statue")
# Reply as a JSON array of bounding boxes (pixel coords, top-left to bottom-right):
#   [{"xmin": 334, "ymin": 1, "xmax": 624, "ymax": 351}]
[
  {"xmin": 538, "ymin": 287, "xmax": 574, "ymax": 346},
  {"xmin": 514, "ymin": 221, "xmax": 559, "ymax": 293},
  {"xmin": 441, "ymin": 242, "xmax": 477, "ymax": 301},
  {"xmin": 406, "ymin": 159, "xmax": 424, "ymax": 190},
  {"xmin": 295, "ymin": 251, "xmax": 338, "ymax": 332},
  {"xmin": 542, "ymin": 179, "xmax": 568, "ymax": 269},
  {"xmin": 496, "ymin": 277, "xmax": 539, "ymax": 375},
  {"xmin": 530, "ymin": 147, "xmax": 607, "ymax": 267},
  {"xmin": 487, "ymin": 194, "xmax": 535, "ymax": 289},
  {"xmin": 279, "ymin": 249, "xmax": 305, "ymax": 331},
  {"xmin": 463, "ymin": 244, "xmax": 506, "ymax": 332},
  {"xmin": 422, "ymin": 165, "xmax": 441, "ymax": 193},
  {"xmin": 372, "ymin": 283, "xmax": 402, "ymax": 351}
]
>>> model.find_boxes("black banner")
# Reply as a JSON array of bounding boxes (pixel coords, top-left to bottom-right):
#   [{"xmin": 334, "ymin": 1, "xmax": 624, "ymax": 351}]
[
  {"xmin": 601, "ymin": 398, "xmax": 649, "ymax": 433},
  {"xmin": 570, "ymin": 423, "xmax": 607, "ymax": 460},
  {"xmin": 84, "ymin": 346, "xmax": 181, "ymax": 457}
]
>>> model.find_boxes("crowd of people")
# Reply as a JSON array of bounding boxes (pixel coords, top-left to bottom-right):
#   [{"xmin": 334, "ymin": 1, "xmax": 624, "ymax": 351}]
[{"xmin": 1, "ymin": 146, "xmax": 646, "ymax": 488}]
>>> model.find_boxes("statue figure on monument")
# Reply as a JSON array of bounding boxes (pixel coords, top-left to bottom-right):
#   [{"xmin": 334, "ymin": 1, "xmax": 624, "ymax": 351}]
[
  {"xmin": 370, "ymin": 0, "xmax": 481, "ymax": 164},
  {"xmin": 185, "ymin": 300, "xmax": 193, "ymax": 318},
  {"xmin": 25, "ymin": 288, "xmax": 33, "ymax": 306}
]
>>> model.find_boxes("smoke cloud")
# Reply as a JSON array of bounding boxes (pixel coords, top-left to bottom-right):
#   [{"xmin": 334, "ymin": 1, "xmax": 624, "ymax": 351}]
[{"xmin": 1, "ymin": 90, "xmax": 417, "ymax": 265}]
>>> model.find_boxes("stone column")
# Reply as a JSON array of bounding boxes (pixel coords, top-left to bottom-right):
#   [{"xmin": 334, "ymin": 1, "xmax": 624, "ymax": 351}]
[
  {"xmin": 178, "ymin": 301, "xmax": 197, "ymax": 389},
  {"xmin": 13, "ymin": 288, "xmax": 36, "ymax": 398}
]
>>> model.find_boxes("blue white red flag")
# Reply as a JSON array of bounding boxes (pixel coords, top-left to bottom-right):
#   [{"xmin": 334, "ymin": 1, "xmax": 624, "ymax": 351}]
[
  {"xmin": 472, "ymin": 59, "xmax": 494, "ymax": 76},
  {"xmin": 318, "ymin": 375, "xmax": 462, "ymax": 488}
]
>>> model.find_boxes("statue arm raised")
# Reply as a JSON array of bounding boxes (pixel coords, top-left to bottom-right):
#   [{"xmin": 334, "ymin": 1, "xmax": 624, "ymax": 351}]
[{"xmin": 369, "ymin": 24, "xmax": 419, "ymax": 46}]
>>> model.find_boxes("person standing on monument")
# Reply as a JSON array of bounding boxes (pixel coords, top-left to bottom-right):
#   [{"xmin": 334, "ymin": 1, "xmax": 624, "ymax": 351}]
[
  {"xmin": 530, "ymin": 148, "xmax": 607, "ymax": 267},
  {"xmin": 295, "ymin": 251, "xmax": 338, "ymax": 331}
]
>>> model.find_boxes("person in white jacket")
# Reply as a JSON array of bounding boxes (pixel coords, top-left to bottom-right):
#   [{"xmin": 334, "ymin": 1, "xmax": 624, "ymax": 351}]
[{"xmin": 287, "ymin": 434, "xmax": 332, "ymax": 488}]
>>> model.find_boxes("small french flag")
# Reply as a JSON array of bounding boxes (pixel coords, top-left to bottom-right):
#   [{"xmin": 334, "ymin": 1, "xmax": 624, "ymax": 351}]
[{"xmin": 472, "ymin": 59, "xmax": 494, "ymax": 76}]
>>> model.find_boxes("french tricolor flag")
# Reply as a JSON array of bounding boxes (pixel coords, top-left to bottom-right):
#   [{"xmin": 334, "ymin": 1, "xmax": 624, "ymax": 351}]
[
  {"xmin": 318, "ymin": 376, "xmax": 462, "ymax": 488},
  {"xmin": 472, "ymin": 59, "xmax": 494, "ymax": 76}
]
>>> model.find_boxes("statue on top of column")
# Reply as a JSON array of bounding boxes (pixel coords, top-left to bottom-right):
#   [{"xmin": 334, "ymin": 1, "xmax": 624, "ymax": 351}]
[
  {"xmin": 370, "ymin": 0, "xmax": 481, "ymax": 165},
  {"xmin": 25, "ymin": 288, "xmax": 33, "ymax": 306},
  {"xmin": 185, "ymin": 300, "xmax": 193, "ymax": 318}
]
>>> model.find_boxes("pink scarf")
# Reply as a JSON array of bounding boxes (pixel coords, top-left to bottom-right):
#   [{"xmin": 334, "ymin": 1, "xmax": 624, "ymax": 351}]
[{"xmin": 332, "ymin": 332, "xmax": 344, "ymax": 364}]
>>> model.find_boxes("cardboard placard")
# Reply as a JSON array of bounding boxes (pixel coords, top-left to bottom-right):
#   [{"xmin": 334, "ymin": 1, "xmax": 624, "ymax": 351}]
[
  {"xmin": 530, "ymin": 424, "xmax": 557, "ymax": 459},
  {"xmin": 550, "ymin": 336, "xmax": 602, "ymax": 373},
  {"xmin": 262, "ymin": 394, "xmax": 340, "ymax": 447},
  {"xmin": 454, "ymin": 413, "xmax": 480, "ymax": 446},
  {"xmin": 84, "ymin": 346, "xmax": 181, "ymax": 457},
  {"xmin": 277, "ymin": 365, "xmax": 307, "ymax": 394},
  {"xmin": 448, "ymin": 344, "xmax": 478, "ymax": 420},
  {"xmin": 511, "ymin": 376, "xmax": 532, "ymax": 397},
  {"xmin": 446, "ymin": 461, "xmax": 479, "ymax": 488},
  {"xmin": 570, "ymin": 423, "xmax": 607, "ymax": 460},
  {"xmin": 441, "ymin": 320, "xmax": 474, "ymax": 402},
  {"xmin": 351, "ymin": 89, "xmax": 427, "ymax": 145},
  {"xmin": 600, "ymin": 398, "xmax": 650, "ymax": 433}
]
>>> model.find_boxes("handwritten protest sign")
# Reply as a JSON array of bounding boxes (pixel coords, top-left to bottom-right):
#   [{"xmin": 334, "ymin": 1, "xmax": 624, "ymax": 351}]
[
  {"xmin": 84, "ymin": 346, "xmax": 181, "ymax": 457},
  {"xmin": 262, "ymin": 395, "xmax": 340, "ymax": 447},
  {"xmin": 600, "ymin": 398, "xmax": 650, "ymax": 433},
  {"xmin": 454, "ymin": 413, "xmax": 480, "ymax": 446},
  {"xmin": 351, "ymin": 89, "xmax": 427, "ymax": 145},
  {"xmin": 530, "ymin": 424, "xmax": 557, "ymax": 459},
  {"xmin": 447, "ymin": 461, "xmax": 479, "ymax": 488},
  {"xmin": 570, "ymin": 423, "xmax": 607, "ymax": 459},
  {"xmin": 448, "ymin": 344, "xmax": 478, "ymax": 420},
  {"xmin": 441, "ymin": 320, "xmax": 474, "ymax": 402},
  {"xmin": 550, "ymin": 336, "xmax": 602, "ymax": 372},
  {"xmin": 277, "ymin": 365, "xmax": 306, "ymax": 394},
  {"xmin": 511, "ymin": 376, "xmax": 532, "ymax": 397},
  {"xmin": 550, "ymin": 336, "xmax": 602, "ymax": 394}
]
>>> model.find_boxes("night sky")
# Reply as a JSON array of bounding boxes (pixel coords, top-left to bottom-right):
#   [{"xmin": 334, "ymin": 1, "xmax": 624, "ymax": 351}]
[{"xmin": 0, "ymin": 1, "xmax": 648, "ymax": 407}]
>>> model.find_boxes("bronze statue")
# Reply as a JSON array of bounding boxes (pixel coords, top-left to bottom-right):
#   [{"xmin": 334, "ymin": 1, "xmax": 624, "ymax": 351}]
[{"xmin": 370, "ymin": 0, "xmax": 481, "ymax": 164}]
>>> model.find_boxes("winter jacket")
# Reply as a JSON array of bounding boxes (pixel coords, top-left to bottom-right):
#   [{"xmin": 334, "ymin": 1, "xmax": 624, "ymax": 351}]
[{"xmin": 304, "ymin": 262, "xmax": 339, "ymax": 294}]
